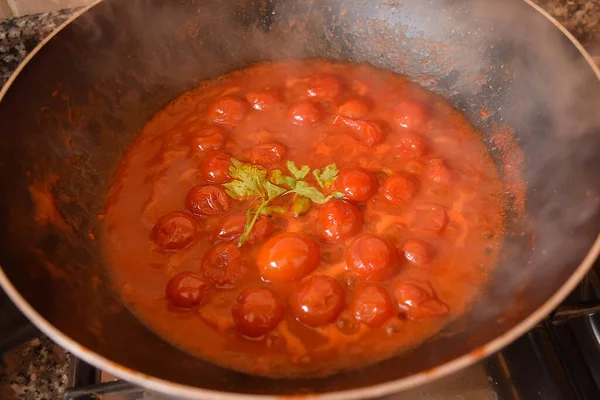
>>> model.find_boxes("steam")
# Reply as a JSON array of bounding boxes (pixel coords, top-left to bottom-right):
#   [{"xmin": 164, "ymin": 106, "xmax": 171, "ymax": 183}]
[{"xmin": 68, "ymin": 0, "xmax": 599, "ymax": 365}]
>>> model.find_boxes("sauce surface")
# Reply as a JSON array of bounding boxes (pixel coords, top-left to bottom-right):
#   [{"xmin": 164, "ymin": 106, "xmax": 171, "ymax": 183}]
[{"xmin": 103, "ymin": 60, "xmax": 505, "ymax": 377}]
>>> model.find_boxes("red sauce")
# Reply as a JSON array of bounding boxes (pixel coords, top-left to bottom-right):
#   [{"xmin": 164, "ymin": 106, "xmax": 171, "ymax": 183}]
[{"xmin": 103, "ymin": 60, "xmax": 505, "ymax": 377}]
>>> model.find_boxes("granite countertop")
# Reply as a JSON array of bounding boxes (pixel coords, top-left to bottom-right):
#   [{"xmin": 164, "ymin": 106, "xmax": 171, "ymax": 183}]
[{"xmin": 0, "ymin": 1, "xmax": 599, "ymax": 399}]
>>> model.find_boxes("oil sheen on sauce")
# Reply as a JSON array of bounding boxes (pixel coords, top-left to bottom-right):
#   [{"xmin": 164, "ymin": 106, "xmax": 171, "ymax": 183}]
[{"xmin": 102, "ymin": 60, "xmax": 505, "ymax": 378}]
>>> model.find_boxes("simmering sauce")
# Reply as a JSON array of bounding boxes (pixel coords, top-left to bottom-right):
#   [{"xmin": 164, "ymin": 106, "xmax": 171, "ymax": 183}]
[{"xmin": 103, "ymin": 60, "xmax": 505, "ymax": 377}]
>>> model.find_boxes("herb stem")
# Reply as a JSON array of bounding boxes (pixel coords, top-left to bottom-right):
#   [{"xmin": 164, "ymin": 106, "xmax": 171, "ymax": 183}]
[{"xmin": 238, "ymin": 200, "xmax": 271, "ymax": 247}]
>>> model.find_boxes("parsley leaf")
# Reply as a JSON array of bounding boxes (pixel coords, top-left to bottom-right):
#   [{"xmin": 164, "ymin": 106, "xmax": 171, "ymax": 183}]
[
  {"xmin": 221, "ymin": 158, "xmax": 343, "ymax": 246},
  {"xmin": 313, "ymin": 164, "xmax": 340, "ymax": 188},
  {"xmin": 270, "ymin": 169, "xmax": 297, "ymax": 189},
  {"xmin": 286, "ymin": 161, "xmax": 310, "ymax": 180}
]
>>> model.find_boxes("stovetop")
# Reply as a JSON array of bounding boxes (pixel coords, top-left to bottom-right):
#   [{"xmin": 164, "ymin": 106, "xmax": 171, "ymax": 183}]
[{"xmin": 0, "ymin": 1, "xmax": 599, "ymax": 399}]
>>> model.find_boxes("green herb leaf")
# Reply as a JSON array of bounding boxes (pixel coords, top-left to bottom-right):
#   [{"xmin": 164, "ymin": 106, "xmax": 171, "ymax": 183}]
[
  {"xmin": 270, "ymin": 169, "xmax": 297, "ymax": 189},
  {"xmin": 286, "ymin": 161, "xmax": 310, "ymax": 180},
  {"xmin": 313, "ymin": 163, "xmax": 340, "ymax": 189},
  {"xmin": 292, "ymin": 181, "xmax": 328, "ymax": 203},
  {"xmin": 222, "ymin": 158, "xmax": 343, "ymax": 246}
]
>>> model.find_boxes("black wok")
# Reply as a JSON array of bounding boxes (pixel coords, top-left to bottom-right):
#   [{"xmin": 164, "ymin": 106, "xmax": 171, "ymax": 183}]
[{"xmin": 0, "ymin": 0, "xmax": 599, "ymax": 398}]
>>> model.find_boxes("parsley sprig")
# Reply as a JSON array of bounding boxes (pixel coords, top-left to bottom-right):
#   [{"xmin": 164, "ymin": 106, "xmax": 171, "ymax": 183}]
[{"xmin": 222, "ymin": 158, "xmax": 343, "ymax": 246}]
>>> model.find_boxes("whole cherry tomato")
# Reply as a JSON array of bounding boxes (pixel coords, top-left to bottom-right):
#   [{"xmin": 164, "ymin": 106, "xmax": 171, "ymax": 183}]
[
  {"xmin": 200, "ymin": 152, "xmax": 233, "ymax": 183},
  {"xmin": 201, "ymin": 243, "xmax": 246, "ymax": 288},
  {"xmin": 246, "ymin": 90, "xmax": 281, "ymax": 111},
  {"xmin": 289, "ymin": 101, "xmax": 323, "ymax": 126},
  {"xmin": 317, "ymin": 200, "xmax": 363, "ymax": 242},
  {"xmin": 232, "ymin": 286, "xmax": 285, "ymax": 337},
  {"xmin": 185, "ymin": 185, "xmax": 231, "ymax": 216},
  {"xmin": 257, "ymin": 232, "xmax": 321, "ymax": 283},
  {"xmin": 166, "ymin": 272, "xmax": 209, "ymax": 308},
  {"xmin": 346, "ymin": 234, "xmax": 399, "ymax": 282},
  {"xmin": 208, "ymin": 95, "xmax": 250, "ymax": 126},
  {"xmin": 336, "ymin": 168, "xmax": 378, "ymax": 202},
  {"xmin": 351, "ymin": 284, "xmax": 394, "ymax": 327},
  {"xmin": 290, "ymin": 275, "xmax": 346, "ymax": 327},
  {"xmin": 382, "ymin": 174, "xmax": 418, "ymax": 204},
  {"xmin": 249, "ymin": 142, "xmax": 287, "ymax": 165},
  {"xmin": 393, "ymin": 280, "xmax": 449, "ymax": 319},
  {"xmin": 151, "ymin": 211, "xmax": 199, "ymax": 250}
]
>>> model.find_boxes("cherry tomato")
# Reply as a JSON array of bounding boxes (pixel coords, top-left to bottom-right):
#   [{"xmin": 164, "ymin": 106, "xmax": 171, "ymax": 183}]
[
  {"xmin": 382, "ymin": 174, "xmax": 417, "ymax": 204},
  {"xmin": 336, "ymin": 168, "xmax": 378, "ymax": 202},
  {"xmin": 232, "ymin": 287, "xmax": 285, "ymax": 337},
  {"xmin": 401, "ymin": 239, "xmax": 432, "ymax": 265},
  {"xmin": 351, "ymin": 284, "xmax": 394, "ymax": 327},
  {"xmin": 346, "ymin": 234, "xmax": 399, "ymax": 282},
  {"xmin": 185, "ymin": 185, "xmax": 231, "ymax": 216},
  {"xmin": 317, "ymin": 200, "xmax": 363, "ymax": 242},
  {"xmin": 213, "ymin": 212, "xmax": 273, "ymax": 244},
  {"xmin": 246, "ymin": 90, "xmax": 281, "ymax": 111},
  {"xmin": 191, "ymin": 125, "xmax": 227, "ymax": 152},
  {"xmin": 166, "ymin": 272, "xmax": 208, "ymax": 308},
  {"xmin": 333, "ymin": 116, "xmax": 385, "ymax": 148},
  {"xmin": 201, "ymin": 152, "xmax": 233, "ymax": 183},
  {"xmin": 306, "ymin": 75, "xmax": 344, "ymax": 99},
  {"xmin": 428, "ymin": 158, "xmax": 452, "ymax": 184},
  {"xmin": 338, "ymin": 98, "xmax": 370, "ymax": 119},
  {"xmin": 208, "ymin": 95, "xmax": 250, "ymax": 125},
  {"xmin": 151, "ymin": 211, "xmax": 199, "ymax": 250},
  {"xmin": 411, "ymin": 204, "xmax": 448, "ymax": 234},
  {"xmin": 392, "ymin": 101, "xmax": 429, "ymax": 130},
  {"xmin": 249, "ymin": 142, "xmax": 287, "ymax": 165},
  {"xmin": 289, "ymin": 101, "xmax": 323, "ymax": 126},
  {"xmin": 257, "ymin": 232, "xmax": 321, "ymax": 283},
  {"xmin": 394, "ymin": 132, "xmax": 429, "ymax": 158},
  {"xmin": 393, "ymin": 280, "xmax": 449, "ymax": 319},
  {"xmin": 201, "ymin": 243, "xmax": 246, "ymax": 288},
  {"xmin": 290, "ymin": 275, "xmax": 346, "ymax": 327}
]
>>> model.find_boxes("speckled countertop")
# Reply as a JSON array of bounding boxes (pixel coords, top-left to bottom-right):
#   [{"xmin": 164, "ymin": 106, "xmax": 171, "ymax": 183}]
[{"xmin": 0, "ymin": 1, "xmax": 599, "ymax": 399}]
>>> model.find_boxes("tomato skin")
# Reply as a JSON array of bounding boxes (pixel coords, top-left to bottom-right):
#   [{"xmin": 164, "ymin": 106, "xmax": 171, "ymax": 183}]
[
  {"xmin": 392, "ymin": 101, "xmax": 429, "ymax": 130},
  {"xmin": 151, "ymin": 211, "xmax": 199, "ymax": 250},
  {"xmin": 336, "ymin": 168, "xmax": 378, "ymax": 202},
  {"xmin": 338, "ymin": 98, "xmax": 370, "ymax": 119},
  {"xmin": 393, "ymin": 280, "xmax": 449, "ymax": 319},
  {"xmin": 200, "ymin": 152, "xmax": 233, "ymax": 183},
  {"xmin": 257, "ymin": 232, "xmax": 321, "ymax": 283},
  {"xmin": 333, "ymin": 116, "xmax": 385, "ymax": 148},
  {"xmin": 382, "ymin": 174, "xmax": 417, "ymax": 204},
  {"xmin": 346, "ymin": 234, "xmax": 399, "ymax": 282},
  {"xmin": 185, "ymin": 185, "xmax": 231, "ymax": 217},
  {"xmin": 213, "ymin": 212, "xmax": 273, "ymax": 244},
  {"xmin": 317, "ymin": 200, "xmax": 363, "ymax": 242},
  {"xmin": 201, "ymin": 243, "xmax": 246, "ymax": 288},
  {"xmin": 191, "ymin": 125, "xmax": 227, "ymax": 152},
  {"xmin": 232, "ymin": 287, "xmax": 285, "ymax": 337},
  {"xmin": 428, "ymin": 158, "xmax": 452, "ymax": 185},
  {"xmin": 166, "ymin": 272, "xmax": 209, "ymax": 308},
  {"xmin": 290, "ymin": 275, "xmax": 346, "ymax": 327},
  {"xmin": 208, "ymin": 95, "xmax": 250, "ymax": 125},
  {"xmin": 411, "ymin": 204, "xmax": 448, "ymax": 234},
  {"xmin": 289, "ymin": 101, "xmax": 323, "ymax": 126},
  {"xmin": 393, "ymin": 132, "xmax": 429, "ymax": 158},
  {"xmin": 246, "ymin": 90, "xmax": 281, "ymax": 111},
  {"xmin": 401, "ymin": 239, "xmax": 432, "ymax": 265},
  {"xmin": 352, "ymin": 284, "xmax": 394, "ymax": 327},
  {"xmin": 306, "ymin": 75, "xmax": 344, "ymax": 99},
  {"xmin": 249, "ymin": 142, "xmax": 287, "ymax": 165}
]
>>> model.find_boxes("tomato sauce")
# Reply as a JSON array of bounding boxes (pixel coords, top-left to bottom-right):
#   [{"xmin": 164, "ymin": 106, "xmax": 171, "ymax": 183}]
[{"xmin": 102, "ymin": 60, "xmax": 505, "ymax": 377}]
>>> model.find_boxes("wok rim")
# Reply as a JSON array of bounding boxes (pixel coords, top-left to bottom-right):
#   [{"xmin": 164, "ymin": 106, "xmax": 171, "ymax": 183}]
[{"xmin": 0, "ymin": 0, "xmax": 599, "ymax": 398}]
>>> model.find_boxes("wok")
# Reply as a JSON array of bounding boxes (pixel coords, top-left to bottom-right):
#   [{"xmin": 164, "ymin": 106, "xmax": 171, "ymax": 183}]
[{"xmin": 0, "ymin": 0, "xmax": 599, "ymax": 398}]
